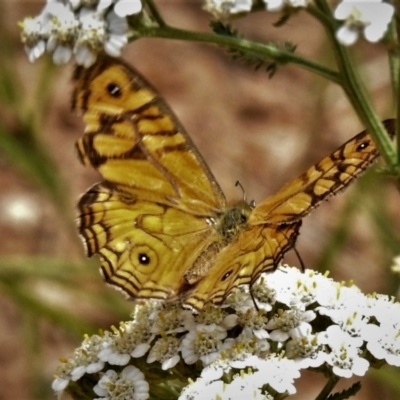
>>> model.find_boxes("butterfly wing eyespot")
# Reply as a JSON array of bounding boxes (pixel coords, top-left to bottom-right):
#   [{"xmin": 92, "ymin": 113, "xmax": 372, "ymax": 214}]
[
  {"xmin": 107, "ymin": 82, "xmax": 122, "ymax": 98},
  {"xmin": 356, "ymin": 140, "xmax": 370, "ymax": 151},
  {"xmin": 221, "ymin": 270, "xmax": 233, "ymax": 281}
]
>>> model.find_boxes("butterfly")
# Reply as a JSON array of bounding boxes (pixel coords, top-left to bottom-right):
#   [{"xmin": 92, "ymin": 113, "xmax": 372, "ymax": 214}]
[{"xmin": 72, "ymin": 55, "xmax": 395, "ymax": 310}]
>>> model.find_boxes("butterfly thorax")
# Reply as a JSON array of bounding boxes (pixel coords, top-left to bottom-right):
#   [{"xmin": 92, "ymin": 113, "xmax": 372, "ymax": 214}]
[{"xmin": 216, "ymin": 202, "xmax": 253, "ymax": 242}]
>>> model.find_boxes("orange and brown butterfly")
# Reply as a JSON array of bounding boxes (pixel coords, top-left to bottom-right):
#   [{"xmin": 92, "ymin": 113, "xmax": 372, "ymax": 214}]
[{"xmin": 72, "ymin": 55, "xmax": 395, "ymax": 310}]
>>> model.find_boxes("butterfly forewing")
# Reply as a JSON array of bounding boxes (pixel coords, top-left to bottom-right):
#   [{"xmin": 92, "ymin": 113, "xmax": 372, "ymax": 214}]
[
  {"xmin": 249, "ymin": 119, "xmax": 396, "ymax": 225},
  {"xmin": 73, "ymin": 56, "xmax": 226, "ymax": 215}
]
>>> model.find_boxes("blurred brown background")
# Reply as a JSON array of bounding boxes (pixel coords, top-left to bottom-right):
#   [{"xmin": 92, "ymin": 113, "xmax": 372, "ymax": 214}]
[{"xmin": 1, "ymin": 1, "xmax": 400, "ymax": 399}]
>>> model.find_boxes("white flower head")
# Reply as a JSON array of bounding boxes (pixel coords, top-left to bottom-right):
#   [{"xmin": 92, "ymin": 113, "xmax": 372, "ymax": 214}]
[
  {"xmin": 52, "ymin": 268, "xmax": 400, "ymax": 397},
  {"xmin": 20, "ymin": 0, "xmax": 143, "ymax": 66},
  {"xmin": 93, "ymin": 365, "xmax": 149, "ymax": 400},
  {"xmin": 334, "ymin": 0, "xmax": 394, "ymax": 45}
]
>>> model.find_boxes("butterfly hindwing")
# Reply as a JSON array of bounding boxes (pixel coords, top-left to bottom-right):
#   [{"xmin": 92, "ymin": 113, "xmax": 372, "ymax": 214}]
[{"xmin": 185, "ymin": 222, "xmax": 302, "ymax": 309}]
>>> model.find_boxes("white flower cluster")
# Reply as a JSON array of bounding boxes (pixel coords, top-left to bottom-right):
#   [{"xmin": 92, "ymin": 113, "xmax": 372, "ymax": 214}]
[
  {"xmin": 52, "ymin": 266, "xmax": 400, "ymax": 399},
  {"xmin": 20, "ymin": 0, "xmax": 142, "ymax": 67},
  {"xmin": 334, "ymin": 0, "xmax": 394, "ymax": 46},
  {"xmin": 204, "ymin": 0, "xmax": 394, "ymax": 45}
]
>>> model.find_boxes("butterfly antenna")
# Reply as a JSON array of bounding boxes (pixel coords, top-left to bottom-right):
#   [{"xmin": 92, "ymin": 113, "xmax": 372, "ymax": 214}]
[
  {"xmin": 293, "ymin": 246, "xmax": 306, "ymax": 272},
  {"xmin": 235, "ymin": 180, "xmax": 247, "ymax": 203}
]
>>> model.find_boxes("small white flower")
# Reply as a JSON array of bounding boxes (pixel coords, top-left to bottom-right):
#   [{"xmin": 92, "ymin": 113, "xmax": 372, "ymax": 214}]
[
  {"xmin": 233, "ymin": 327, "xmax": 271, "ymax": 356},
  {"xmin": 320, "ymin": 325, "xmax": 364, "ymax": 350},
  {"xmin": 76, "ymin": 3, "xmax": 129, "ymax": 56},
  {"xmin": 20, "ymin": 1, "xmax": 78, "ymax": 64},
  {"xmin": 102, "ymin": 10, "xmax": 129, "ymax": 57},
  {"xmin": 98, "ymin": 321, "xmax": 153, "ymax": 365},
  {"xmin": 286, "ymin": 334, "xmax": 327, "ymax": 369},
  {"xmin": 247, "ymin": 279, "xmax": 275, "ymax": 312},
  {"xmin": 316, "ymin": 283, "xmax": 366, "ymax": 324},
  {"xmin": 150, "ymin": 305, "xmax": 194, "ymax": 335},
  {"xmin": 326, "ymin": 345, "xmax": 369, "ymax": 378},
  {"xmin": 192, "ymin": 306, "xmax": 236, "ymax": 331},
  {"xmin": 235, "ymin": 307, "xmax": 270, "ymax": 339},
  {"xmin": 93, "ymin": 365, "xmax": 149, "ymax": 400},
  {"xmin": 20, "ymin": 16, "xmax": 48, "ymax": 62},
  {"xmin": 363, "ymin": 323, "xmax": 400, "ymax": 366},
  {"xmin": 180, "ymin": 324, "xmax": 228, "ymax": 365},
  {"xmin": 334, "ymin": 0, "xmax": 394, "ymax": 45},
  {"xmin": 98, "ymin": 346, "xmax": 131, "ymax": 366},
  {"xmin": 266, "ymin": 307, "xmax": 315, "ymax": 341},
  {"xmin": 147, "ymin": 336, "xmax": 181, "ymax": 370},
  {"xmin": 320, "ymin": 325, "xmax": 368, "ymax": 378},
  {"xmin": 365, "ymin": 294, "xmax": 400, "ymax": 325},
  {"xmin": 264, "ymin": 266, "xmax": 321, "ymax": 307}
]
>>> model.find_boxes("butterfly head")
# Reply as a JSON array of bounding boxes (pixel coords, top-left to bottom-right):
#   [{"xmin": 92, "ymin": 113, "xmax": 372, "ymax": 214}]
[{"xmin": 217, "ymin": 202, "xmax": 253, "ymax": 242}]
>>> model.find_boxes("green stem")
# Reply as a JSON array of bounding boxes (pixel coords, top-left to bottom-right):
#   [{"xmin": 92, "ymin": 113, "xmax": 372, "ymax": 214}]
[
  {"xmin": 315, "ymin": 375, "xmax": 340, "ymax": 400},
  {"xmin": 312, "ymin": 0, "xmax": 397, "ymax": 167},
  {"xmin": 387, "ymin": 19, "xmax": 399, "ymax": 108},
  {"xmin": 131, "ymin": 25, "xmax": 340, "ymax": 83},
  {"xmin": 387, "ymin": 14, "xmax": 400, "ymax": 163}
]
